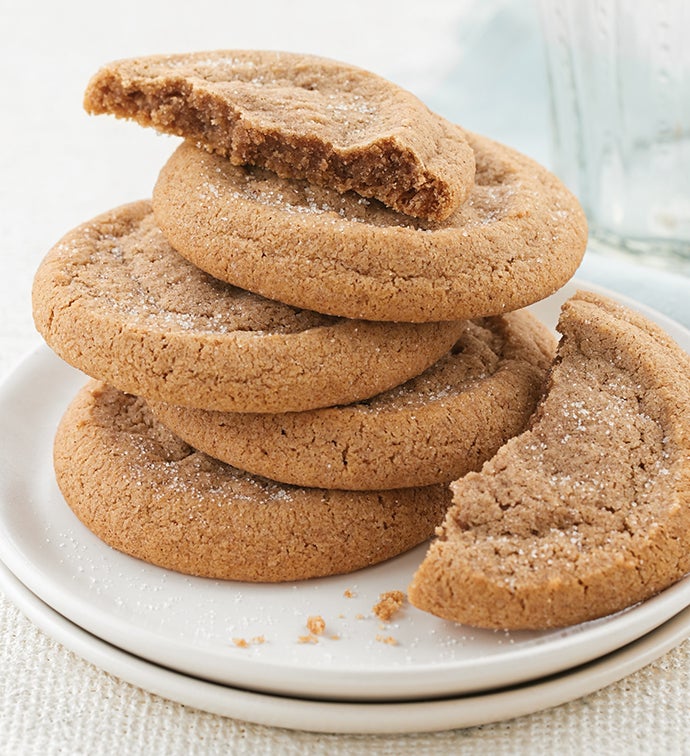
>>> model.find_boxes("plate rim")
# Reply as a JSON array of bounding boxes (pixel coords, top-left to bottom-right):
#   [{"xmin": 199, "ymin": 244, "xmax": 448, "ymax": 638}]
[{"xmin": 2, "ymin": 556, "xmax": 690, "ymax": 735}]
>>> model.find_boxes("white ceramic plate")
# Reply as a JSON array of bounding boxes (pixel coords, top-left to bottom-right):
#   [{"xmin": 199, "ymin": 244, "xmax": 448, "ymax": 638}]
[
  {"xmin": 3, "ymin": 557, "xmax": 690, "ymax": 734},
  {"xmin": 1, "ymin": 279, "xmax": 689, "ymax": 703}
]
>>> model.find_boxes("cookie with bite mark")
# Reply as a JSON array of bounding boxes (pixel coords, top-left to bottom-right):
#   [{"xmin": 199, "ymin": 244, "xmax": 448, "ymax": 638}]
[{"xmin": 84, "ymin": 49, "xmax": 476, "ymax": 221}]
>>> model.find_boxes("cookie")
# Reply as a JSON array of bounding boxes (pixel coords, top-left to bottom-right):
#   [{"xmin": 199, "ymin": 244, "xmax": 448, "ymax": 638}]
[
  {"xmin": 149, "ymin": 310, "xmax": 555, "ymax": 490},
  {"xmin": 54, "ymin": 381, "xmax": 452, "ymax": 582},
  {"xmin": 152, "ymin": 133, "xmax": 587, "ymax": 322},
  {"xmin": 83, "ymin": 50, "xmax": 475, "ymax": 221},
  {"xmin": 32, "ymin": 201, "xmax": 465, "ymax": 413},
  {"xmin": 408, "ymin": 291, "xmax": 690, "ymax": 630}
]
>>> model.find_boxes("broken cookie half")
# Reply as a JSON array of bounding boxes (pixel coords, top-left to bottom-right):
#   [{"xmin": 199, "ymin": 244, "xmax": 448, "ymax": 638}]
[
  {"xmin": 84, "ymin": 49, "xmax": 475, "ymax": 221},
  {"xmin": 408, "ymin": 291, "xmax": 690, "ymax": 630}
]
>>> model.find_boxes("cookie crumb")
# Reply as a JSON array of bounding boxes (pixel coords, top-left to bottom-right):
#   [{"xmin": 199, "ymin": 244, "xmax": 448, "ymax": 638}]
[
  {"xmin": 343, "ymin": 588, "xmax": 356, "ymax": 598},
  {"xmin": 306, "ymin": 615, "xmax": 326, "ymax": 635},
  {"xmin": 297, "ymin": 634, "xmax": 319, "ymax": 644},
  {"xmin": 233, "ymin": 635, "xmax": 265, "ymax": 648},
  {"xmin": 375, "ymin": 634, "xmax": 398, "ymax": 646},
  {"xmin": 373, "ymin": 590, "xmax": 406, "ymax": 622},
  {"xmin": 355, "ymin": 613, "xmax": 365, "ymax": 620}
]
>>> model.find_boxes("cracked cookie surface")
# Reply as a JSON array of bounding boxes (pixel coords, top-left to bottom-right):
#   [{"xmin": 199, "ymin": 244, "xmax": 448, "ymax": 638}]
[
  {"xmin": 32, "ymin": 201, "xmax": 465, "ymax": 412},
  {"xmin": 149, "ymin": 310, "xmax": 555, "ymax": 490},
  {"xmin": 54, "ymin": 381, "xmax": 452, "ymax": 581},
  {"xmin": 152, "ymin": 133, "xmax": 587, "ymax": 322}
]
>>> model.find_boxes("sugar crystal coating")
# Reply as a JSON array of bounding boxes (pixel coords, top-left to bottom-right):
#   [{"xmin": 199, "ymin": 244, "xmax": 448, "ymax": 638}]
[
  {"xmin": 152, "ymin": 133, "xmax": 587, "ymax": 322},
  {"xmin": 148, "ymin": 311, "xmax": 555, "ymax": 490},
  {"xmin": 84, "ymin": 49, "xmax": 476, "ymax": 221},
  {"xmin": 32, "ymin": 201, "xmax": 466, "ymax": 412},
  {"xmin": 54, "ymin": 382, "xmax": 452, "ymax": 582},
  {"xmin": 408, "ymin": 292, "xmax": 690, "ymax": 629}
]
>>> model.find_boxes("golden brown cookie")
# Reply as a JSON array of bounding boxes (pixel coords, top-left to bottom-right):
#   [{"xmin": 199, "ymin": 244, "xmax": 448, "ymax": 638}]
[
  {"xmin": 149, "ymin": 310, "xmax": 555, "ymax": 490},
  {"xmin": 408, "ymin": 291, "xmax": 690, "ymax": 630},
  {"xmin": 83, "ymin": 50, "xmax": 475, "ymax": 221},
  {"xmin": 152, "ymin": 133, "xmax": 587, "ymax": 322},
  {"xmin": 32, "ymin": 201, "xmax": 465, "ymax": 413},
  {"xmin": 54, "ymin": 381, "xmax": 452, "ymax": 582}
]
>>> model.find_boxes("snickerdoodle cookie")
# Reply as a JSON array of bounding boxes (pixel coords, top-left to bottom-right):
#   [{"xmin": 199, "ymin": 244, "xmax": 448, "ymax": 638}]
[
  {"xmin": 84, "ymin": 49, "xmax": 475, "ymax": 221},
  {"xmin": 152, "ymin": 133, "xmax": 587, "ymax": 322},
  {"xmin": 32, "ymin": 201, "xmax": 465, "ymax": 413},
  {"xmin": 54, "ymin": 381, "xmax": 452, "ymax": 581},
  {"xmin": 408, "ymin": 292, "xmax": 690, "ymax": 629},
  {"xmin": 149, "ymin": 310, "xmax": 555, "ymax": 490}
]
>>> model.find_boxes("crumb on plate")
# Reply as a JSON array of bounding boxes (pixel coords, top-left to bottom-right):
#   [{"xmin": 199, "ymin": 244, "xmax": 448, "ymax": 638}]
[
  {"xmin": 373, "ymin": 590, "xmax": 406, "ymax": 622},
  {"xmin": 375, "ymin": 634, "xmax": 398, "ymax": 646},
  {"xmin": 307, "ymin": 615, "xmax": 326, "ymax": 635}
]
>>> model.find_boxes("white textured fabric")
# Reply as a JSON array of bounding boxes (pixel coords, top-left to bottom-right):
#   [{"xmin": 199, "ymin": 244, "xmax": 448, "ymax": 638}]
[
  {"xmin": 3, "ymin": 591, "xmax": 690, "ymax": 755},
  {"xmin": 2, "ymin": 1, "xmax": 690, "ymax": 752}
]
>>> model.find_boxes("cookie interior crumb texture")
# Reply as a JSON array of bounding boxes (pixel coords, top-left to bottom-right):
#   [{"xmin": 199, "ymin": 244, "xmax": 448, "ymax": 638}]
[
  {"xmin": 408, "ymin": 291, "xmax": 690, "ymax": 630},
  {"xmin": 84, "ymin": 49, "xmax": 476, "ymax": 221},
  {"xmin": 373, "ymin": 590, "xmax": 407, "ymax": 622}
]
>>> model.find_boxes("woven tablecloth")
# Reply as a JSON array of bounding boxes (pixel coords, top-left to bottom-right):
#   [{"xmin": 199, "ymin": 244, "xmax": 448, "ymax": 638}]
[{"xmin": 2, "ymin": 1, "xmax": 690, "ymax": 752}]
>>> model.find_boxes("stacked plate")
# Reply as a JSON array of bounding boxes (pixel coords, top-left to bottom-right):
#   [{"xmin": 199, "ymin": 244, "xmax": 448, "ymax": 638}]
[{"xmin": 2, "ymin": 281, "xmax": 690, "ymax": 735}]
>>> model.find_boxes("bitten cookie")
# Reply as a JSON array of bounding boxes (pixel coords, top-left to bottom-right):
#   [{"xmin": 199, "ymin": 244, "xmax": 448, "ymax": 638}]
[
  {"xmin": 152, "ymin": 133, "xmax": 587, "ymax": 322},
  {"xmin": 32, "ymin": 201, "xmax": 465, "ymax": 413},
  {"xmin": 408, "ymin": 291, "xmax": 690, "ymax": 630},
  {"xmin": 54, "ymin": 381, "xmax": 452, "ymax": 582},
  {"xmin": 149, "ymin": 311, "xmax": 555, "ymax": 490},
  {"xmin": 83, "ymin": 49, "xmax": 476, "ymax": 221}
]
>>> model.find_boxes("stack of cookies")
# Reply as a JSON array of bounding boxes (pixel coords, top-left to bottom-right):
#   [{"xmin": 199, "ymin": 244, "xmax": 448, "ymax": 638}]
[{"xmin": 33, "ymin": 50, "xmax": 689, "ymax": 630}]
